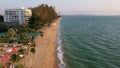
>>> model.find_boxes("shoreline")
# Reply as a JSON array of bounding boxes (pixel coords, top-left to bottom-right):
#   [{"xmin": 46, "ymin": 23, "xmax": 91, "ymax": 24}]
[{"xmin": 23, "ymin": 18, "xmax": 61, "ymax": 68}]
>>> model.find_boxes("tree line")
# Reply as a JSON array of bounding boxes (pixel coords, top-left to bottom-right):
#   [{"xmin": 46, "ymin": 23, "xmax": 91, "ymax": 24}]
[{"xmin": 29, "ymin": 4, "xmax": 60, "ymax": 30}]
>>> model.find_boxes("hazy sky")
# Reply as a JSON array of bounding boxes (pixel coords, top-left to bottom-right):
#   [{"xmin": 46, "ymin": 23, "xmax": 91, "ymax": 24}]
[{"xmin": 0, "ymin": 0, "xmax": 120, "ymax": 15}]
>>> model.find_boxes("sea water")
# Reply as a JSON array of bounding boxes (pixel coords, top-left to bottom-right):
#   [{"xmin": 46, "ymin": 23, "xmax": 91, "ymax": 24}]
[{"xmin": 57, "ymin": 15, "xmax": 120, "ymax": 68}]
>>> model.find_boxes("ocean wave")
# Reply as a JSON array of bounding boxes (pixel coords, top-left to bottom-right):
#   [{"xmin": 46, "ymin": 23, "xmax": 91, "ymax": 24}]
[{"xmin": 57, "ymin": 25, "xmax": 66, "ymax": 68}]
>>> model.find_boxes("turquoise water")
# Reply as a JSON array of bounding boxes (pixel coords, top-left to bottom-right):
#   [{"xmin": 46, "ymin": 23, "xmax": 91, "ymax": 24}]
[
  {"xmin": 60, "ymin": 16, "xmax": 120, "ymax": 68},
  {"xmin": 0, "ymin": 33, "xmax": 7, "ymax": 37},
  {"xmin": 26, "ymin": 33, "xmax": 40, "ymax": 37},
  {"xmin": 0, "ymin": 33, "xmax": 40, "ymax": 40}
]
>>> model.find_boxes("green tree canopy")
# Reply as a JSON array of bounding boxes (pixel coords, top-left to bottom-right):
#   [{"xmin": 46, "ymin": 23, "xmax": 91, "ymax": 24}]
[
  {"xmin": 30, "ymin": 47, "xmax": 35, "ymax": 54},
  {"xmin": 0, "ymin": 23, "xmax": 8, "ymax": 33},
  {"xmin": 10, "ymin": 54, "xmax": 20, "ymax": 63},
  {"xmin": 7, "ymin": 28, "xmax": 16, "ymax": 38},
  {"xmin": 29, "ymin": 4, "xmax": 58, "ymax": 30},
  {"xmin": 0, "ymin": 15, "xmax": 4, "ymax": 22}
]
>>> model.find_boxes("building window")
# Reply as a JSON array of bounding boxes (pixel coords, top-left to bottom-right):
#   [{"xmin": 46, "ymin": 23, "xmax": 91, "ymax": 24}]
[{"xmin": 5, "ymin": 11, "xmax": 8, "ymax": 15}]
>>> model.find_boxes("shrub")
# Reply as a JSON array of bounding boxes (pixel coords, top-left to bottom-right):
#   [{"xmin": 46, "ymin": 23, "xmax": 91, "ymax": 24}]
[{"xmin": 16, "ymin": 64, "xmax": 24, "ymax": 68}]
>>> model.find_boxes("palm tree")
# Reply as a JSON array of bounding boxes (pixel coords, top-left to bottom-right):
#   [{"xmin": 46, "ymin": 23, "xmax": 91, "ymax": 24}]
[
  {"xmin": 30, "ymin": 47, "xmax": 35, "ymax": 67},
  {"xmin": 0, "ymin": 23, "xmax": 8, "ymax": 33},
  {"xmin": 1, "ymin": 35, "xmax": 8, "ymax": 43},
  {"xmin": 7, "ymin": 28, "xmax": 16, "ymax": 38},
  {"xmin": 30, "ymin": 42, "xmax": 36, "ymax": 47},
  {"xmin": 19, "ymin": 33, "xmax": 31, "ymax": 45},
  {"xmin": 10, "ymin": 54, "xmax": 20, "ymax": 63},
  {"xmin": 10, "ymin": 54, "xmax": 21, "ymax": 68},
  {"xmin": 18, "ymin": 48, "xmax": 26, "ymax": 54},
  {"xmin": 30, "ymin": 47, "xmax": 35, "ymax": 55},
  {"xmin": 40, "ymin": 31, "xmax": 44, "ymax": 37}
]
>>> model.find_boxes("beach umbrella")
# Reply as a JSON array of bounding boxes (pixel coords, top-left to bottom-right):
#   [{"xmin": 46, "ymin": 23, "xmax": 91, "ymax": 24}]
[
  {"xmin": 4, "ymin": 54, "xmax": 9, "ymax": 60},
  {"xmin": 11, "ymin": 47, "xmax": 16, "ymax": 54},
  {"xmin": 1, "ymin": 54, "xmax": 10, "ymax": 64}
]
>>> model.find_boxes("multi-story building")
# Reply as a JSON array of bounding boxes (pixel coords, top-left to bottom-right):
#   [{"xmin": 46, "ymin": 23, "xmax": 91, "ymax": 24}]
[{"xmin": 4, "ymin": 7, "xmax": 32, "ymax": 26}]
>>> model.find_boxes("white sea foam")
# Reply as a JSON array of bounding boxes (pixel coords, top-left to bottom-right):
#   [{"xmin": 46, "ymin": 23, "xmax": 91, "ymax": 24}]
[{"xmin": 57, "ymin": 25, "xmax": 66, "ymax": 68}]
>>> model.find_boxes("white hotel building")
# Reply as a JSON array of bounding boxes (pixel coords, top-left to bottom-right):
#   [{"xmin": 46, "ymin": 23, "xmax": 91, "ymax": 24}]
[{"xmin": 4, "ymin": 7, "xmax": 32, "ymax": 26}]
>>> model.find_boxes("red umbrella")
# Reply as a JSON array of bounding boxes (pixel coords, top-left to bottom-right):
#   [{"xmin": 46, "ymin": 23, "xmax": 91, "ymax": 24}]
[
  {"xmin": 11, "ymin": 47, "xmax": 16, "ymax": 53},
  {"xmin": 1, "ymin": 54, "xmax": 9, "ymax": 64},
  {"xmin": 4, "ymin": 54, "xmax": 9, "ymax": 60}
]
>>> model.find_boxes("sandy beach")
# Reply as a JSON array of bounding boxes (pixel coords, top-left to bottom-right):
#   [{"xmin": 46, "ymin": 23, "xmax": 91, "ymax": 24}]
[{"xmin": 23, "ymin": 18, "xmax": 61, "ymax": 68}]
